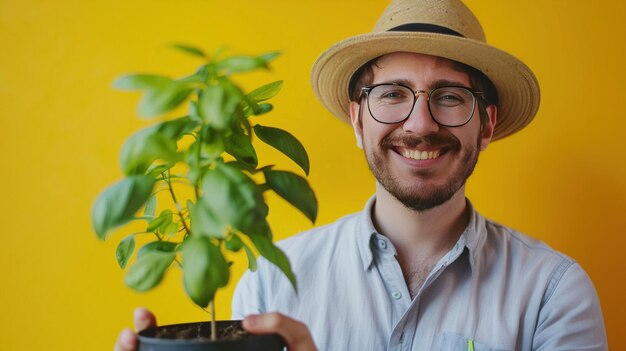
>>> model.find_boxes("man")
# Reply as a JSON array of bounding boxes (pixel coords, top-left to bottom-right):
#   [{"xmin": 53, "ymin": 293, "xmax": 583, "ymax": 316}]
[{"xmin": 116, "ymin": 0, "xmax": 607, "ymax": 350}]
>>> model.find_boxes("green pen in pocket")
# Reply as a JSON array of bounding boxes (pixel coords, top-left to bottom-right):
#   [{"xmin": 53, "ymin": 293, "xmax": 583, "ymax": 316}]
[{"xmin": 467, "ymin": 339, "xmax": 475, "ymax": 351}]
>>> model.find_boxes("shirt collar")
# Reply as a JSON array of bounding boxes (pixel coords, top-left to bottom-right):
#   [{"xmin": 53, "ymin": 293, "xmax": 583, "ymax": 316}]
[
  {"xmin": 355, "ymin": 196, "xmax": 487, "ymax": 272},
  {"xmin": 357, "ymin": 196, "xmax": 378, "ymax": 270},
  {"xmin": 462, "ymin": 199, "xmax": 487, "ymax": 271}
]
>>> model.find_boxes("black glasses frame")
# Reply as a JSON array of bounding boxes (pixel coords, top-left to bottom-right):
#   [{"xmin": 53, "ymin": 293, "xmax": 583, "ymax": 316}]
[{"xmin": 360, "ymin": 83, "xmax": 484, "ymax": 127}]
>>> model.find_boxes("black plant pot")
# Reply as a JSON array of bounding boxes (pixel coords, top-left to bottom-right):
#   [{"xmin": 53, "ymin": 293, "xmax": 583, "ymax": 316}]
[{"xmin": 138, "ymin": 320, "xmax": 286, "ymax": 351}]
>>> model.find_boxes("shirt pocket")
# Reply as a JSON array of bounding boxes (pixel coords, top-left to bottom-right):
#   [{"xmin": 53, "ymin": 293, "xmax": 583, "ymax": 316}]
[{"xmin": 437, "ymin": 332, "xmax": 512, "ymax": 351}]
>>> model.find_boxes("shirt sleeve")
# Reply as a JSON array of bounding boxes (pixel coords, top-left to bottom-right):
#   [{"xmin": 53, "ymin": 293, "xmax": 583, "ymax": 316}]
[{"xmin": 533, "ymin": 262, "xmax": 608, "ymax": 351}]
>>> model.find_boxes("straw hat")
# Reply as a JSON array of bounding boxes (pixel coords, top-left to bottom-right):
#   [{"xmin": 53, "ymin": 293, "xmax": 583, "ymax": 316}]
[{"xmin": 310, "ymin": 0, "xmax": 540, "ymax": 140}]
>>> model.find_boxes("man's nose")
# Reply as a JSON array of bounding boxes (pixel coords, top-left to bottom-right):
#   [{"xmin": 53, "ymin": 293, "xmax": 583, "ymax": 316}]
[{"xmin": 402, "ymin": 95, "xmax": 440, "ymax": 135}]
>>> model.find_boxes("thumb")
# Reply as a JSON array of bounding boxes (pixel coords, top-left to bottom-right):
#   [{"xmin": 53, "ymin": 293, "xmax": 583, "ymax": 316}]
[{"xmin": 243, "ymin": 313, "xmax": 317, "ymax": 351}]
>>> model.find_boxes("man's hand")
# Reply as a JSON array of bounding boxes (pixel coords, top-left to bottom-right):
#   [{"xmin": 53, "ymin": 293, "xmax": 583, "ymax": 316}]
[
  {"xmin": 114, "ymin": 307, "xmax": 156, "ymax": 351},
  {"xmin": 243, "ymin": 312, "xmax": 317, "ymax": 351}
]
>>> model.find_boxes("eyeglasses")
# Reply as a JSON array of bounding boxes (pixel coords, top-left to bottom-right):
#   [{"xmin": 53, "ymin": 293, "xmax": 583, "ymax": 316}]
[{"xmin": 360, "ymin": 83, "xmax": 484, "ymax": 127}]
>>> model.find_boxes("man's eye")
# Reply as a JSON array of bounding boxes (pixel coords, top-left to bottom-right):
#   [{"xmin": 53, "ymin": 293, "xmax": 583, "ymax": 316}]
[
  {"xmin": 433, "ymin": 91, "xmax": 465, "ymax": 106},
  {"xmin": 382, "ymin": 92, "xmax": 402, "ymax": 98},
  {"xmin": 379, "ymin": 90, "xmax": 409, "ymax": 100},
  {"xmin": 440, "ymin": 94, "xmax": 461, "ymax": 101}
]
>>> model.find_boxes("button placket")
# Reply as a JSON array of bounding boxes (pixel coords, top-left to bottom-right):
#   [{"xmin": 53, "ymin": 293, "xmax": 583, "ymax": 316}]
[
  {"xmin": 378, "ymin": 237, "xmax": 409, "ymax": 303},
  {"xmin": 371, "ymin": 235, "xmax": 417, "ymax": 351}
]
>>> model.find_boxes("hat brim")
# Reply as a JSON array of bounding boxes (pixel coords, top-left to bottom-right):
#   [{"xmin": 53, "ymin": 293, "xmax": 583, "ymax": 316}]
[{"xmin": 311, "ymin": 32, "xmax": 540, "ymax": 141}]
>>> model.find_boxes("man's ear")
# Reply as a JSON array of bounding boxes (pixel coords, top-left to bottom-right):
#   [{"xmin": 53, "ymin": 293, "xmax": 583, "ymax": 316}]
[
  {"xmin": 480, "ymin": 105, "xmax": 498, "ymax": 151},
  {"xmin": 349, "ymin": 101, "xmax": 364, "ymax": 149}
]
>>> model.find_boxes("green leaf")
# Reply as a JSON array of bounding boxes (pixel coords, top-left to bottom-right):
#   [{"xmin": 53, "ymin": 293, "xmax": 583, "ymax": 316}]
[
  {"xmin": 189, "ymin": 100, "xmax": 201, "ymax": 121},
  {"xmin": 158, "ymin": 116, "xmax": 200, "ymax": 139},
  {"xmin": 243, "ymin": 102, "xmax": 273, "ymax": 117},
  {"xmin": 263, "ymin": 170, "xmax": 317, "ymax": 223},
  {"xmin": 224, "ymin": 160, "xmax": 256, "ymax": 173},
  {"xmin": 176, "ymin": 73, "xmax": 206, "ymax": 85},
  {"xmin": 237, "ymin": 106, "xmax": 253, "ymax": 135},
  {"xmin": 92, "ymin": 176, "xmax": 155, "ymax": 239},
  {"xmin": 246, "ymin": 80, "xmax": 283, "ymax": 103},
  {"xmin": 199, "ymin": 84, "xmax": 229, "ymax": 129},
  {"xmin": 224, "ymin": 128, "xmax": 257, "ymax": 169},
  {"xmin": 203, "ymin": 127, "xmax": 226, "ymax": 158},
  {"xmin": 182, "ymin": 236, "xmax": 230, "ymax": 307},
  {"xmin": 253, "ymin": 124, "xmax": 310, "ymax": 175},
  {"xmin": 258, "ymin": 51, "xmax": 281, "ymax": 63},
  {"xmin": 169, "ymin": 43, "xmax": 206, "ymax": 58},
  {"xmin": 161, "ymin": 222, "xmax": 179, "ymax": 236},
  {"xmin": 120, "ymin": 128, "xmax": 180, "ymax": 176},
  {"xmin": 249, "ymin": 234, "xmax": 296, "ymax": 291},
  {"xmin": 124, "ymin": 251, "xmax": 175, "ymax": 292},
  {"xmin": 143, "ymin": 195, "xmax": 157, "ymax": 218},
  {"xmin": 201, "ymin": 163, "xmax": 268, "ymax": 235},
  {"xmin": 196, "ymin": 63, "xmax": 213, "ymax": 81},
  {"xmin": 113, "ymin": 74, "xmax": 172, "ymax": 91},
  {"xmin": 225, "ymin": 234, "xmax": 243, "ymax": 252},
  {"xmin": 147, "ymin": 209, "xmax": 172, "ymax": 232},
  {"xmin": 186, "ymin": 166, "xmax": 202, "ymax": 187},
  {"xmin": 146, "ymin": 163, "xmax": 174, "ymax": 178},
  {"xmin": 188, "ymin": 200, "xmax": 223, "ymax": 238},
  {"xmin": 255, "ymin": 103, "xmax": 273, "ymax": 115},
  {"xmin": 121, "ymin": 116, "xmax": 195, "ymax": 176},
  {"xmin": 242, "ymin": 244, "xmax": 257, "ymax": 272},
  {"xmin": 137, "ymin": 241, "xmax": 178, "ymax": 258},
  {"xmin": 217, "ymin": 56, "xmax": 265, "ymax": 74},
  {"xmin": 248, "ymin": 216, "xmax": 273, "ymax": 240},
  {"xmin": 220, "ymin": 79, "xmax": 244, "ymax": 118},
  {"xmin": 138, "ymin": 83, "xmax": 193, "ymax": 118},
  {"xmin": 186, "ymin": 140, "xmax": 224, "ymax": 171},
  {"xmin": 116, "ymin": 235, "xmax": 136, "ymax": 269}
]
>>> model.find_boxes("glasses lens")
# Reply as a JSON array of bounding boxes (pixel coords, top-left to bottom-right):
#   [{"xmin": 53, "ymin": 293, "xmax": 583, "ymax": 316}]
[
  {"xmin": 429, "ymin": 87, "xmax": 476, "ymax": 126},
  {"xmin": 367, "ymin": 84, "xmax": 415, "ymax": 123}
]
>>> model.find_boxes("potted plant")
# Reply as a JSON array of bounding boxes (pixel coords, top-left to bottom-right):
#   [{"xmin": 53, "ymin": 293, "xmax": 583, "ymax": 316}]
[{"xmin": 92, "ymin": 44, "xmax": 317, "ymax": 350}]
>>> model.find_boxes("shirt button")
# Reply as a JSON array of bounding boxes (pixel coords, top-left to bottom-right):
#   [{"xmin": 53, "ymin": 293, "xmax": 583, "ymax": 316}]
[
  {"xmin": 391, "ymin": 291, "xmax": 402, "ymax": 300},
  {"xmin": 378, "ymin": 239, "xmax": 387, "ymax": 249}
]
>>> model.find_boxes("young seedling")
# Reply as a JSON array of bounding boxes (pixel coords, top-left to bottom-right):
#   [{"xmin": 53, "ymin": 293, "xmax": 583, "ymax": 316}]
[{"xmin": 92, "ymin": 44, "xmax": 316, "ymax": 340}]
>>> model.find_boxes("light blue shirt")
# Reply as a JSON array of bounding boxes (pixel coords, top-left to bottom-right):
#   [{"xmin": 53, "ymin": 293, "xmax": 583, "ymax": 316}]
[{"xmin": 232, "ymin": 197, "xmax": 607, "ymax": 350}]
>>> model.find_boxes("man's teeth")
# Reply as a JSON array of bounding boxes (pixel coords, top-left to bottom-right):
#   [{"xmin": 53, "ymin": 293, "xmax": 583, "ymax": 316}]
[{"xmin": 402, "ymin": 149, "xmax": 440, "ymax": 160}]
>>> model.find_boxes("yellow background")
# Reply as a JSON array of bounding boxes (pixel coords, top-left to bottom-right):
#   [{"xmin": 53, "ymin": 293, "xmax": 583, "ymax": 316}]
[{"xmin": 2, "ymin": 0, "xmax": 625, "ymax": 349}]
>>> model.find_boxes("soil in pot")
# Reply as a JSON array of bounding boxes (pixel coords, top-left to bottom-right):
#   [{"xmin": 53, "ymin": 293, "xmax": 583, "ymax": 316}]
[{"xmin": 138, "ymin": 320, "xmax": 286, "ymax": 351}]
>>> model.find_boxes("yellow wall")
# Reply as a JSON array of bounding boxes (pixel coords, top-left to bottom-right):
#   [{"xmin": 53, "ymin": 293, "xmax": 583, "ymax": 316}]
[{"xmin": 2, "ymin": 0, "xmax": 625, "ymax": 349}]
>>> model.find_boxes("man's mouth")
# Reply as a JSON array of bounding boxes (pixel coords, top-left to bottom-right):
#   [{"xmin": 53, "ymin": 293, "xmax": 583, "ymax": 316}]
[
  {"xmin": 396, "ymin": 146, "xmax": 444, "ymax": 160},
  {"xmin": 381, "ymin": 133, "xmax": 458, "ymax": 161}
]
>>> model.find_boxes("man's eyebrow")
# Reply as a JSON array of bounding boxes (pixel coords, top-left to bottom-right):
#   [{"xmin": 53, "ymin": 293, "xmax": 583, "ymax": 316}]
[
  {"xmin": 430, "ymin": 79, "xmax": 470, "ymax": 89},
  {"xmin": 374, "ymin": 78, "xmax": 471, "ymax": 90},
  {"xmin": 374, "ymin": 78, "xmax": 414, "ymax": 87}
]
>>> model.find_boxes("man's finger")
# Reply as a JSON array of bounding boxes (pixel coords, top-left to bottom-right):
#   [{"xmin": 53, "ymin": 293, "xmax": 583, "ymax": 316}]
[
  {"xmin": 114, "ymin": 328, "xmax": 138, "ymax": 351},
  {"xmin": 243, "ymin": 313, "xmax": 317, "ymax": 351},
  {"xmin": 133, "ymin": 307, "xmax": 157, "ymax": 332},
  {"xmin": 114, "ymin": 308, "xmax": 157, "ymax": 351}
]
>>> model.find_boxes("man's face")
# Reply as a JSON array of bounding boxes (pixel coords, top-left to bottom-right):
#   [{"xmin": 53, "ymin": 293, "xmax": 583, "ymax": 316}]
[{"xmin": 349, "ymin": 52, "xmax": 497, "ymax": 212}]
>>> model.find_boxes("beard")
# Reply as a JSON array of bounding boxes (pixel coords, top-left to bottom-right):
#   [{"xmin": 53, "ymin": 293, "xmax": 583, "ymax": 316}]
[{"xmin": 365, "ymin": 130, "xmax": 481, "ymax": 212}]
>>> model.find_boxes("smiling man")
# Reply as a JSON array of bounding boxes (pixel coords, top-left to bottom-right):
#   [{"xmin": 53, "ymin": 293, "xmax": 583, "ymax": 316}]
[
  {"xmin": 346, "ymin": 52, "xmax": 497, "ymax": 298},
  {"xmin": 116, "ymin": 0, "xmax": 607, "ymax": 350},
  {"xmin": 232, "ymin": 0, "xmax": 607, "ymax": 349}
]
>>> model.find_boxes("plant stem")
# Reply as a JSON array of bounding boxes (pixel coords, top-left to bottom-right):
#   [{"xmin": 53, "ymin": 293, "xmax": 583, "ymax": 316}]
[
  {"xmin": 194, "ymin": 125, "xmax": 207, "ymax": 202},
  {"xmin": 165, "ymin": 169, "xmax": 191, "ymax": 236},
  {"xmin": 210, "ymin": 300, "xmax": 217, "ymax": 341}
]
